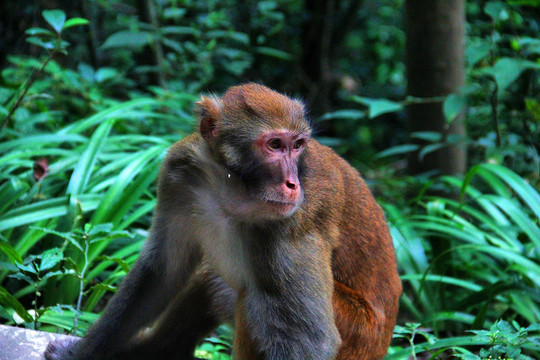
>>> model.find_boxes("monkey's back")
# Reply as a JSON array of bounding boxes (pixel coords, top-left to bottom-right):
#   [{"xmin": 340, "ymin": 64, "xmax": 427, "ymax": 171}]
[{"xmin": 302, "ymin": 140, "xmax": 401, "ymax": 360}]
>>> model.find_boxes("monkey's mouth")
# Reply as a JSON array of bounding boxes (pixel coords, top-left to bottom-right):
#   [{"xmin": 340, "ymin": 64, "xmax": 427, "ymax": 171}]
[
  {"xmin": 263, "ymin": 199, "xmax": 299, "ymax": 215},
  {"xmin": 265, "ymin": 199, "xmax": 296, "ymax": 206}
]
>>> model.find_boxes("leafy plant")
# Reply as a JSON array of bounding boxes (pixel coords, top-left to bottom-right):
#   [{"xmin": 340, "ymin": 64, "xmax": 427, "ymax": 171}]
[
  {"xmin": 386, "ymin": 163, "xmax": 540, "ymax": 358},
  {"xmin": 1, "ymin": 10, "xmax": 88, "ymax": 131},
  {"xmin": 388, "ymin": 320, "xmax": 540, "ymax": 360},
  {"xmin": 464, "ymin": 320, "xmax": 540, "ymax": 360}
]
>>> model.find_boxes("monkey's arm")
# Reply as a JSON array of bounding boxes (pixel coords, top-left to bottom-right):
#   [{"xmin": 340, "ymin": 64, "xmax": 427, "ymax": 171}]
[
  {"xmin": 45, "ymin": 157, "xmax": 205, "ymax": 360},
  {"xmin": 234, "ymin": 235, "xmax": 341, "ymax": 360},
  {"xmin": 44, "ymin": 217, "xmax": 203, "ymax": 360}
]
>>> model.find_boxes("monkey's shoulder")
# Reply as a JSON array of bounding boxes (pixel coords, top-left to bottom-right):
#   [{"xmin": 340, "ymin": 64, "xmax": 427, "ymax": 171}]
[
  {"xmin": 304, "ymin": 140, "xmax": 366, "ymax": 194},
  {"xmin": 160, "ymin": 133, "xmax": 212, "ymax": 183}
]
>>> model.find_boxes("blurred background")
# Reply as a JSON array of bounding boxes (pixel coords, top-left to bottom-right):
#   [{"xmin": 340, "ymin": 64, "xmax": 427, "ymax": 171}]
[{"xmin": 0, "ymin": 1, "xmax": 539, "ymax": 359}]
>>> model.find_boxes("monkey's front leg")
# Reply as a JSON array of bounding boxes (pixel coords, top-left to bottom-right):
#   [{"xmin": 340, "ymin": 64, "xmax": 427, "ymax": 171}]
[
  {"xmin": 45, "ymin": 257, "xmax": 169, "ymax": 360},
  {"xmin": 233, "ymin": 237, "xmax": 341, "ymax": 360},
  {"xmin": 44, "ymin": 224, "xmax": 202, "ymax": 360}
]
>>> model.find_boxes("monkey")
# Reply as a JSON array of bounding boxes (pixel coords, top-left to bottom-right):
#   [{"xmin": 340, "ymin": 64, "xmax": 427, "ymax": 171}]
[{"xmin": 44, "ymin": 83, "xmax": 401, "ymax": 360}]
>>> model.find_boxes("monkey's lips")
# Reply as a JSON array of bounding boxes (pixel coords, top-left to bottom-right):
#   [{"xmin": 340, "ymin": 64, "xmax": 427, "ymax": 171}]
[{"xmin": 264, "ymin": 199, "xmax": 299, "ymax": 215}]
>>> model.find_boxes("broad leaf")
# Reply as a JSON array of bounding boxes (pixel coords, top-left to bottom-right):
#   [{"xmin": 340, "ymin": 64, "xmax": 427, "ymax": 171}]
[
  {"xmin": 443, "ymin": 93, "xmax": 466, "ymax": 123},
  {"xmin": 255, "ymin": 47, "xmax": 293, "ymax": 61},
  {"xmin": 40, "ymin": 248, "xmax": 64, "ymax": 271},
  {"xmin": 484, "ymin": 2, "xmax": 509, "ymax": 22},
  {"xmin": 101, "ymin": 31, "xmax": 154, "ymax": 49},
  {"xmin": 42, "ymin": 9, "xmax": 66, "ymax": 33},
  {"xmin": 351, "ymin": 96, "xmax": 403, "ymax": 118},
  {"xmin": 25, "ymin": 27, "xmax": 55, "ymax": 37},
  {"xmin": 375, "ymin": 144, "xmax": 419, "ymax": 159},
  {"xmin": 319, "ymin": 109, "xmax": 364, "ymax": 121},
  {"xmin": 62, "ymin": 18, "xmax": 89, "ymax": 30},
  {"xmin": 466, "ymin": 38, "xmax": 491, "ymax": 66},
  {"xmin": 488, "ymin": 58, "xmax": 540, "ymax": 95}
]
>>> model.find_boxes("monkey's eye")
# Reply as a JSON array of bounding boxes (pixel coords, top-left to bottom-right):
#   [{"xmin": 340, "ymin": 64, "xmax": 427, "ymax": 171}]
[
  {"xmin": 293, "ymin": 139, "xmax": 305, "ymax": 150},
  {"xmin": 268, "ymin": 139, "xmax": 282, "ymax": 150}
]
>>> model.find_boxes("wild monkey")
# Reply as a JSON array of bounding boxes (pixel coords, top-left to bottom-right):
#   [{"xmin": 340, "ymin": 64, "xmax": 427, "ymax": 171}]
[{"xmin": 44, "ymin": 83, "xmax": 401, "ymax": 360}]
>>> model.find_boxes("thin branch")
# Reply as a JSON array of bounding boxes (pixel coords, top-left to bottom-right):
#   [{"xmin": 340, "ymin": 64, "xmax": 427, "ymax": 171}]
[
  {"xmin": 1, "ymin": 51, "xmax": 55, "ymax": 131},
  {"xmin": 489, "ymin": 22, "xmax": 501, "ymax": 147}
]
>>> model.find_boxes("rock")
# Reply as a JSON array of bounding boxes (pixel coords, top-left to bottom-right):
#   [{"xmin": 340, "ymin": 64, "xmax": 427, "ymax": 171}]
[{"xmin": 0, "ymin": 325, "xmax": 77, "ymax": 360}]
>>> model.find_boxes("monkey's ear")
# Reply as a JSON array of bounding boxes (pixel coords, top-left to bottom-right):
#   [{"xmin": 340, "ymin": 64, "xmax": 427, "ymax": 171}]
[{"xmin": 195, "ymin": 95, "xmax": 222, "ymax": 141}]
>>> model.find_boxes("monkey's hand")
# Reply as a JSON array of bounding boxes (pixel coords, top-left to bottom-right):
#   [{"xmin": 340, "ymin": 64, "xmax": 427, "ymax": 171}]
[{"xmin": 43, "ymin": 337, "xmax": 81, "ymax": 360}]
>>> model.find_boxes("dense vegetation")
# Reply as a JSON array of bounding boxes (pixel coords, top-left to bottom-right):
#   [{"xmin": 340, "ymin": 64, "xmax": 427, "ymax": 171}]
[{"xmin": 0, "ymin": 1, "xmax": 538, "ymax": 359}]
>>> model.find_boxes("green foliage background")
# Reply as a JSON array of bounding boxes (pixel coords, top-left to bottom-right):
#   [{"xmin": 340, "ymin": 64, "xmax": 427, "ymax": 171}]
[{"xmin": 0, "ymin": 1, "xmax": 539, "ymax": 359}]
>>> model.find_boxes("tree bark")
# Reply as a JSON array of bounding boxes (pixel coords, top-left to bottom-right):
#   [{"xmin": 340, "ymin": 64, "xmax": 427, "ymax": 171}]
[{"xmin": 406, "ymin": 0, "xmax": 467, "ymax": 176}]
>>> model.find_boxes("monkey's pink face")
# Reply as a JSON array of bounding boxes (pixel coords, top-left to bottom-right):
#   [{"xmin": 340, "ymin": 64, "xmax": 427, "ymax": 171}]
[{"xmin": 253, "ymin": 129, "xmax": 309, "ymax": 217}]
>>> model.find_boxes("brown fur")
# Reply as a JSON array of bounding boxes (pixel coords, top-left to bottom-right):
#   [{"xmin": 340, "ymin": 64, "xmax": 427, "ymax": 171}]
[{"xmin": 305, "ymin": 142, "xmax": 401, "ymax": 360}]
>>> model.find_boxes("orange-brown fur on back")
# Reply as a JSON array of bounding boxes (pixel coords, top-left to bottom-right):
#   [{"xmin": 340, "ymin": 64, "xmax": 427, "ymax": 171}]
[{"xmin": 298, "ymin": 141, "xmax": 401, "ymax": 359}]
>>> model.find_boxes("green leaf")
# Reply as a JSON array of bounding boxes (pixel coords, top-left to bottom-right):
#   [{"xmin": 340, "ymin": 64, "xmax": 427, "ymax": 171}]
[
  {"xmin": 0, "ymin": 239, "xmax": 23, "ymax": 264},
  {"xmin": 62, "ymin": 18, "xmax": 89, "ymax": 30},
  {"xmin": 90, "ymin": 153, "xmax": 162, "ymax": 226},
  {"xmin": 40, "ymin": 248, "xmax": 64, "ymax": 271},
  {"xmin": 207, "ymin": 30, "xmax": 249, "ymax": 45},
  {"xmin": 31, "ymin": 226, "xmax": 83, "ymax": 252},
  {"xmin": 95, "ymin": 68, "xmax": 118, "ymax": 82},
  {"xmin": 350, "ymin": 96, "xmax": 403, "ymax": 118},
  {"xmin": 525, "ymin": 98, "xmax": 540, "ymax": 122},
  {"xmin": 410, "ymin": 131, "xmax": 442, "ymax": 142},
  {"xmin": 0, "ymin": 134, "xmax": 86, "ymax": 153},
  {"xmin": 489, "ymin": 58, "xmax": 540, "ymax": 94},
  {"xmin": 26, "ymin": 37, "xmax": 55, "ymax": 50},
  {"xmin": 25, "ymin": 27, "xmax": 55, "ymax": 37},
  {"xmin": 386, "ymin": 336, "xmax": 490, "ymax": 360},
  {"xmin": 466, "ymin": 38, "xmax": 491, "ymax": 66},
  {"xmin": 42, "ymin": 9, "xmax": 66, "ymax": 33},
  {"xmin": 39, "ymin": 309, "xmax": 98, "ymax": 335},
  {"xmin": 375, "ymin": 144, "xmax": 419, "ymax": 159},
  {"xmin": 163, "ymin": 8, "xmax": 187, "ymax": 19},
  {"xmin": 518, "ymin": 37, "xmax": 540, "ymax": 55},
  {"xmin": 101, "ymin": 31, "xmax": 154, "ymax": 49},
  {"xmin": 464, "ymin": 164, "xmax": 540, "ymax": 220},
  {"xmin": 9, "ymin": 273, "xmax": 34, "ymax": 284},
  {"xmin": 89, "ymin": 147, "xmax": 164, "ymax": 262},
  {"xmin": 59, "ymin": 98, "xmax": 159, "ymax": 134},
  {"xmin": 97, "ymin": 256, "xmax": 130, "ymax": 273},
  {"xmin": 443, "ymin": 94, "xmax": 466, "ymax": 123},
  {"xmin": 66, "ymin": 119, "xmax": 114, "ymax": 196},
  {"xmin": 255, "ymin": 47, "xmax": 293, "ymax": 61},
  {"xmin": 41, "ymin": 270, "xmax": 65, "ymax": 281},
  {"xmin": 0, "ymin": 195, "xmax": 101, "ymax": 231},
  {"xmin": 161, "ymin": 26, "xmax": 201, "ymax": 37},
  {"xmin": 484, "ymin": 2, "xmax": 509, "ymax": 22},
  {"xmin": 318, "ymin": 109, "xmax": 364, "ymax": 121},
  {"xmin": 0, "ymin": 286, "xmax": 33, "ymax": 323}
]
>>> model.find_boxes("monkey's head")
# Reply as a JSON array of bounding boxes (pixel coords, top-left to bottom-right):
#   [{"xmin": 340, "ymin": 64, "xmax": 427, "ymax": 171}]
[{"xmin": 195, "ymin": 83, "xmax": 311, "ymax": 220}]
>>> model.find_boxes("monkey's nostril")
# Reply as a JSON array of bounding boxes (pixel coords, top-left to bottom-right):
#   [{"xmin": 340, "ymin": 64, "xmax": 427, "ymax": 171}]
[{"xmin": 286, "ymin": 181, "xmax": 297, "ymax": 190}]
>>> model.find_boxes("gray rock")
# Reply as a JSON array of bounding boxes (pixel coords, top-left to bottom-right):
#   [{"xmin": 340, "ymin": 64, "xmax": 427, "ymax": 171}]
[{"xmin": 0, "ymin": 325, "xmax": 77, "ymax": 360}]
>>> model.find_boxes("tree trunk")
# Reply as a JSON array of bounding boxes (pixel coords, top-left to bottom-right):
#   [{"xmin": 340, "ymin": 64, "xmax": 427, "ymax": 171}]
[{"xmin": 405, "ymin": 0, "xmax": 467, "ymax": 176}]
